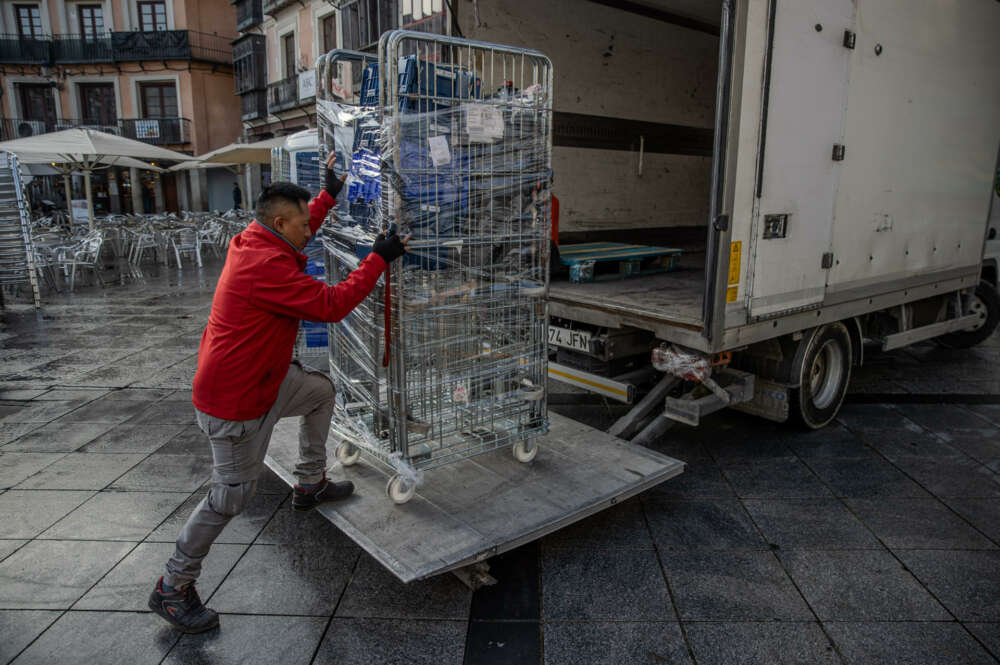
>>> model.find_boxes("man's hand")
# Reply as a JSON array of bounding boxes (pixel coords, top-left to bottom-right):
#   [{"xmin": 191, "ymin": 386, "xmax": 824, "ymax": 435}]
[
  {"xmin": 372, "ymin": 230, "xmax": 411, "ymax": 263},
  {"xmin": 323, "ymin": 152, "xmax": 347, "ymax": 199}
]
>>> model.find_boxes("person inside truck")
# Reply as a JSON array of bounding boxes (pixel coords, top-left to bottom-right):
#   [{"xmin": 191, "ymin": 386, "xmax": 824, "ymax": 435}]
[{"xmin": 147, "ymin": 152, "xmax": 409, "ymax": 634}]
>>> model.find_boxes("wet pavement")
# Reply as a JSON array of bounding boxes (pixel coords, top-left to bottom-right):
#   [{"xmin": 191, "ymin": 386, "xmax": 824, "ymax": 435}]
[{"xmin": 0, "ymin": 261, "xmax": 998, "ymax": 665}]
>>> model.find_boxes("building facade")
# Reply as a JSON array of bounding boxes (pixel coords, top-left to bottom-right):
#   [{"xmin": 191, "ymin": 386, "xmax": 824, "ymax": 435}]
[
  {"xmin": 231, "ymin": 0, "xmax": 447, "ymax": 198},
  {"xmin": 0, "ymin": 0, "xmax": 240, "ymax": 213}
]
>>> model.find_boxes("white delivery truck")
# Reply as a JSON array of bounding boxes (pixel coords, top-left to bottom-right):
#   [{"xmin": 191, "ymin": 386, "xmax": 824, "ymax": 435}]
[
  {"xmin": 263, "ymin": 3, "xmax": 1000, "ymax": 585},
  {"xmin": 461, "ymin": 0, "xmax": 1000, "ymax": 438}
]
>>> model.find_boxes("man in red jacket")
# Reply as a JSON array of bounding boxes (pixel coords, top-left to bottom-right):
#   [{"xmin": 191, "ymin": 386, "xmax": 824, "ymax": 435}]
[{"xmin": 149, "ymin": 156, "xmax": 407, "ymax": 634}]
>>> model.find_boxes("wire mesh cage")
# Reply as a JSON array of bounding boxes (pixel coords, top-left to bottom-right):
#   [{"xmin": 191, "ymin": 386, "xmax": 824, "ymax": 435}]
[
  {"xmin": 0, "ymin": 151, "xmax": 41, "ymax": 308},
  {"xmin": 316, "ymin": 31, "xmax": 553, "ymax": 503}
]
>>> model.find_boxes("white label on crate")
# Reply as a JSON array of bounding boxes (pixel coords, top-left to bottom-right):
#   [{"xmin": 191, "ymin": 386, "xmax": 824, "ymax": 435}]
[
  {"xmin": 427, "ymin": 135, "xmax": 451, "ymax": 167},
  {"xmin": 420, "ymin": 204, "xmax": 440, "ymax": 212},
  {"xmin": 464, "ymin": 104, "xmax": 504, "ymax": 142}
]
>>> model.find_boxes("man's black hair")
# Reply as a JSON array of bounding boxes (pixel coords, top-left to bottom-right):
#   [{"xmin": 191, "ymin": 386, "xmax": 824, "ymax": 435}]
[{"xmin": 255, "ymin": 182, "xmax": 310, "ymax": 226}]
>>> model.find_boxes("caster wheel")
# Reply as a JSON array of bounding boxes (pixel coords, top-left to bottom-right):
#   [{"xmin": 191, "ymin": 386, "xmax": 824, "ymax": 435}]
[
  {"xmin": 336, "ymin": 442, "xmax": 361, "ymax": 466},
  {"xmin": 386, "ymin": 474, "xmax": 416, "ymax": 504},
  {"xmin": 513, "ymin": 439, "xmax": 538, "ymax": 463}
]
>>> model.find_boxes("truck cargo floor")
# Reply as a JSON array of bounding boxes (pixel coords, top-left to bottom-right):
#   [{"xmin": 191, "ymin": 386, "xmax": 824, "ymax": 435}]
[
  {"xmin": 549, "ymin": 257, "xmax": 705, "ymax": 329},
  {"xmin": 264, "ymin": 412, "xmax": 684, "ymax": 583}
]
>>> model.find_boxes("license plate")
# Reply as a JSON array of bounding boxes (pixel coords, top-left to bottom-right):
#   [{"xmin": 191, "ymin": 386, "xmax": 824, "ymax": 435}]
[{"xmin": 548, "ymin": 326, "xmax": 593, "ymax": 353}]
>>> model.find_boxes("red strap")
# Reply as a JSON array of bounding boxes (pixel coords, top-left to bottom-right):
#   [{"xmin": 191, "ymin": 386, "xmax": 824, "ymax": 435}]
[{"xmin": 382, "ymin": 263, "xmax": 391, "ymax": 367}]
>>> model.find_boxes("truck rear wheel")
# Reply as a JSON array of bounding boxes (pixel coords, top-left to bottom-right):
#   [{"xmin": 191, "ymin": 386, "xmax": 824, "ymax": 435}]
[
  {"xmin": 935, "ymin": 280, "xmax": 1000, "ymax": 349},
  {"xmin": 790, "ymin": 322, "xmax": 852, "ymax": 429}
]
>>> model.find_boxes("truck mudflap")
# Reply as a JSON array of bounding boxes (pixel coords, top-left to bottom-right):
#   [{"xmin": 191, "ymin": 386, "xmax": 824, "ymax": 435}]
[{"xmin": 264, "ymin": 412, "xmax": 684, "ymax": 583}]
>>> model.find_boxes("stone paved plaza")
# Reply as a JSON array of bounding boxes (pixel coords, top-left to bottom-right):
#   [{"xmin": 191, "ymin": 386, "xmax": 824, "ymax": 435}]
[{"xmin": 0, "ymin": 261, "xmax": 998, "ymax": 664}]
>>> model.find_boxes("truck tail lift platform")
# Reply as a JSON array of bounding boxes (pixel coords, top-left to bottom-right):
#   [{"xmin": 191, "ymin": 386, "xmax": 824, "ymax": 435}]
[{"xmin": 265, "ymin": 412, "xmax": 683, "ymax": 585}]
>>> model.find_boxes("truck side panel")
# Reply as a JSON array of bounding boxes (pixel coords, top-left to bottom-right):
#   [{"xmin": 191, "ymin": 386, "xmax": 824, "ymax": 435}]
[
  {"xmin": 745, "ymin": 0, "xmax": 855, "ymax": 319},
  {"xmin": 826, "ymin": 1, "xmax": 1000, "ymax": 294}
]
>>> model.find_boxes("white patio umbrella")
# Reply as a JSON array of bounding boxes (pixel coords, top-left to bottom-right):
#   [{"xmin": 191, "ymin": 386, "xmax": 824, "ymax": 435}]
[
  {"xmin": 0, "ymin": 129, "xmax": 189, "ymax": 229},
  {"xmin": 187, "ymin": 138, "xmax": 285, "ymax": 209},
  {"xmin": 195, "ymin": 137, "xmax": 285, "ymax": 165}
]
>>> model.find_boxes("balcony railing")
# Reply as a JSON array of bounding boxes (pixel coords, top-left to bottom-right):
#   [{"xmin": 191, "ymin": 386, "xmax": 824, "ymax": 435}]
[
  {"xmin": 267, "ymin": 76, "xmax": 301, "ymax": 113},
  {"xmin": 0, "ymin": 31, "xmax": 233, "ymax": 65},
  {"xmin": 0, "ymin": 34, "xmax": 51, "ymax": 64},
  {"xmin": 0, "ymin": 117, "xmax": 191, "ymax": 146},
  {"xmin": 52, "ymin": 34, "xmax": 113, "ymax": 63},
  {"xmin": 241, "ymin": 90, "xmax": 268, "ymax": 121},
  {"xmin": 235, "ymin": 0, "xmax": 264, "ymax": 31}
]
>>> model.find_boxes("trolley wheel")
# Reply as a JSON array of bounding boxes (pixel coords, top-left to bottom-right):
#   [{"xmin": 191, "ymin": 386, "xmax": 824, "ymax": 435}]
[
  {"xmin": 512, "ymin": 439, "xmax": 538, "ymax": 463},
  {"xmin": 335, "ymin": 442, "xmax": 361, "ymax": 467},
  {"xmin": 386, "ymin": 475, "xmax": 416, "ymax": 504}
]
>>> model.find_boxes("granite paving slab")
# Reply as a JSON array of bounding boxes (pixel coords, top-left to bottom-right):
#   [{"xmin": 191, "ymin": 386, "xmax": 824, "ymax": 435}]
[
  {"xmin": 0, "ymin": 453, "xmax": 66, "ymax": 489},
  {"xmin": 541, "ymin": 548, "xmax": 673, "ymax": 621},
  {"xmin": 0, "ymin": 400, "xmax": 90, "ymax": 425},
  {"xmin": 15, "ymin": 453, "xmax": 147, "ymax": 490},
  {"xmin": 889, "ymin": 456, "xmax": 1000, "ymax": 498},
  {"xmin": 965, "ymin": 623, "xmax": 1000, "ymax": 661},
  {"xmin": 823, "ymin": 621, "xmax": 997, "ymax": 665},
  {"xmin": 845, "ymin": 497, "xmax": 997, "ymax": 549},
  {"xmin": 74, "ymin": 541, "xmax": 246, "ymax": 611},
  {"xmin": 312, "ymin": 618, "xmax": 466, "ymax": 665},
  {"xmin": 335, "ymin": 555, "xmax": 473, "ymax": 619},
  {"xmin": 895, "ymin": 403, "xmax": 996, "ymax": 432},
  {"xmin": 0, "ymin": 610, "xmax": 62, "ymax": 665},
  {"xmin": 1, "ymin": 422, "xmax": 116, "ymax": 452},
  {"xmin": 543, "ymin": 621, "xmax": 691, "ymax": 665},
  {"xmin": 685, "ymin": 622, "xmax": 841, "ymax": 665},
  {"xmin": 659, "ymin": 551, "xmax": 812, "ymax": 621},
  {"xmin": 936, "ymin": 429, "xmax": 1000, "ymax": 472},
  {"xmin": 109, "ymin": 453, "xmax": 212, "ymax": 492},
  {"xmin": 0, "ymin": 540, "xmax": 135, "ymax": 609},
  {"xmin": 8, "ymin": 610, "xmax": 181, "ymax": 665},
  {"xmin": 742, "ymin": 499, "xmax": 881, "ymax": 550},
  {"xmin": 642, "ymin": 460, "xmax": 736, "ymax": 499},
  {"xmin": 720, "ymin": 457, "xmax": 833, "ymax": 499},
  {"xmin": 0, "ymin": 490, "xmax": 94, "ymax": 538},
  {"xmin": 643, "ymin": 498, "xmax": 766, "ymax": 551},
  {"xmin": 836, "ymin": 404, "xmax": 915, "ymax": 430},
  {"xmin": 802, "ymin": 455, "xmax": 932, "ymax": 498},
  {"xmin": 51, "ymin": 399, "xmax": 154, "ymax": 424},
  {"xmin": 855, "ymin": 426, "xmax": 967, "ymax": 460},
  {"xmin": 79, "ymin": 424, "xmax": 187, "ymax": 454},
  {"xmin": 162, "ymin": 614, "xmax": 327, "ymax": 665},
  {"xmin": 940, "ymin": 497, "xmax": 1000, "ymax": 543},
  {"xmin": 779, "ymin": 550, "xmax": 950, "ymax": 621},
  {"xmin": 123, "ymin": 400, "xmax": 197, "ymax": 426},
  {"xmin": 0, "ymin": 424, "xmax": 42, "ymax": 446},
  {"xmin": 0, "ymin": 540, "xmax": 25, "ymax": 561},
  {"xmin": 40, "ymin": 491, "xmax": 189, "ymax": 541},
  {"xmin": 896, "ymin": 550, "xmax": 1000, "ymax": 621},
  {"xmin": 541, "ymin": 498, "xmax": 654, "ymax": 550},
  {"xmin": 208, "ymin": 543, "xmax": 358, "ymax": 615},
  {"xmin": 92, "ymin": 388, "xmax": 175, "ymax": 401}
]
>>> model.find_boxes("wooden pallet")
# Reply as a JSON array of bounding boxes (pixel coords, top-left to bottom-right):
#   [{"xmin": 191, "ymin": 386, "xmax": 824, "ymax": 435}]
[{"xmin": 558, "ymin": 242, "xmax": 684, "ymax": 283}]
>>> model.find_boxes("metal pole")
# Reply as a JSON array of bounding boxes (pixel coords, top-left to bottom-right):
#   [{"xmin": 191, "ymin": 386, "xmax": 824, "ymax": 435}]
[
  {"xmin": 84, "ymin": 167, "xmax": 95, "ymax": 230},
  {"xmin": 62, "ymin": 171, "xmax": 72, "ymax": 216}
]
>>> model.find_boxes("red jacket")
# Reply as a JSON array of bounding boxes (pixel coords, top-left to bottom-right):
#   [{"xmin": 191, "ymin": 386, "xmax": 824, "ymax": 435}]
[{"xmin": 192, "ymin": 189, "xmax": 386, "ymax": 421}]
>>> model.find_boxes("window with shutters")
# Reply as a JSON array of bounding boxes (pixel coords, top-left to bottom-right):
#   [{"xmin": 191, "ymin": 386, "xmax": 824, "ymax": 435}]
[
  {"xmin": 15, "ymin": 5, "xmax": 44, "ymax": 38},
  {"xmin": 137, "ymin": 1, "xmax": 167, "ymax": 31},
  {"xmin": 139, "ymin": 82, "xmax": 178, "ymax": 118}
]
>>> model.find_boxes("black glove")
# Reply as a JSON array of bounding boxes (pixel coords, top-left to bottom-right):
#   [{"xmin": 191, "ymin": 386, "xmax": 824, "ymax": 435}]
[
  {"xmin": 324, "ymin": 164, "xmax": 345, "ymax": 199},
  {"xmin": 372, "ymin": 231, "xmax": 406, "ymax": 263}
]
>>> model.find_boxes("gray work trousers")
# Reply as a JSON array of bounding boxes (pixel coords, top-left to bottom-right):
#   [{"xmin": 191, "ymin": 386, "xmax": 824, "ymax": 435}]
[{"xmin": 164, "ymin": 361, "xmax": 335, "ymax": 588}]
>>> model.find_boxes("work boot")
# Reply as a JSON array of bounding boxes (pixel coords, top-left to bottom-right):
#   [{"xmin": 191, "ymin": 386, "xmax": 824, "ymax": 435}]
[
  {"xmin": 292, "ymin": 476, "xmax": 354, "ymax": 511},
  {"xmin": 148, "ymin": 577, "xmax": 219, "ymax": 634}
]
